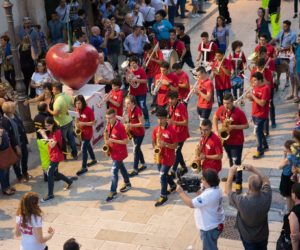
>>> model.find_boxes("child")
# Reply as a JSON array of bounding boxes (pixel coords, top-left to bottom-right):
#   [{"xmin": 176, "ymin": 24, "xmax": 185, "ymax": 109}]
[
  {"xmin": 108, "ymin": 78, "xmax": 123, "ymax": 117},
  {"xmin": 279, "ymin": 140, "xmax": 295, "ymax": 212}
]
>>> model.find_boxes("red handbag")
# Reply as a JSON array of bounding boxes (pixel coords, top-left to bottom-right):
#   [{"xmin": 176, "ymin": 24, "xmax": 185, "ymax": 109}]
[{"xmin": 0, "ymin": 144, "xmax": 19, "ymax": 169}]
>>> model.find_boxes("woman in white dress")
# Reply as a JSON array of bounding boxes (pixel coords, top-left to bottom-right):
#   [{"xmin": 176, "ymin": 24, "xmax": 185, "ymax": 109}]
[{"xmin": 30, "ymin": 59, "xmax": 51, "ymax": 97}]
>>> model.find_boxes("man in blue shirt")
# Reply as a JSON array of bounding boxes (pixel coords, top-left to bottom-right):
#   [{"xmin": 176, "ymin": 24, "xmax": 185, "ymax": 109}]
[
  {"xmin": 48, "ymin": 12, "xmax": 64, "ymax": 45},
  {"xmin": 152, "ymin": 10, "xmax": 173, "ymax": 43},
  {"xmin": 272, "ymin": 20, "xmax": 297, "ymax": 48}
]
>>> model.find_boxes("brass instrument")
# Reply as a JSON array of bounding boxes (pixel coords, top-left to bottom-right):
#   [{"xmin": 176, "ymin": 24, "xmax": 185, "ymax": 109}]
[
  {"xmin": 126, "ymin": 69, "xmax": 140, "ymax": 89},
  {"xmin": 102, "ymin": 123, "xmax": 110, "ymax": 156},
  {"xmin": 219, "ymin": 112, "xmax": 232, "ymax": 143},
  {"xmin": 123, "ymin": 108, "xmax": 133, "ymax": 140},
  {"xmin": 184, "ymin": 79, "xmax": 199, "ymax": 103},
  {"xmin": 74, "ymin": 121, "xmax": 82, "ymax": 138},
  {"xmin": 152, "ymin": 74, "xmax": 164, "ymax": 96},
  {"xmin": 154, "ymin": 126, "xmax": 161, "ymax": 164},
  {"xmin": 144, "ymin": 43, "xmax": 159, "ymax": 69},
  {"xmin": 98, "ymin": 91, "xmax": 112, "ymax": 108},
  {"xmin": 190, "ymin": 143, "xmax": 202, "ymax": 172}
]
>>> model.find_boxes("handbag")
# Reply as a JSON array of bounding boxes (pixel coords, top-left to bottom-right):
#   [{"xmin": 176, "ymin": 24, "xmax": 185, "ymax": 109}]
[
  {"xmin": 0, "ymin": 144, "xmax": 19, "ymax": 169},
  {"xmin": 276, "ymin": 214, "xmax": 292, "ymax": 250}
]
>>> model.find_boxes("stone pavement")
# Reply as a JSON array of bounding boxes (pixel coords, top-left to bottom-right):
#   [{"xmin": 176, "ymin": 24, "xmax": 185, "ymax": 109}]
[{"xmin": 0, "ymin": 1, "xmax": 298, "ymax": 250}]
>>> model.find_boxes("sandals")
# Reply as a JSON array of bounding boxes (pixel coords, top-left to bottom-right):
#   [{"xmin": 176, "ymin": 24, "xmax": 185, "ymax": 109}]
[
  {"xmin": 2, "ymin": 188, "xmax": 15, "ymax": 196},
  {"xmin": 286, "ymin": 95, "xmax": 294, "ymax": 100}
]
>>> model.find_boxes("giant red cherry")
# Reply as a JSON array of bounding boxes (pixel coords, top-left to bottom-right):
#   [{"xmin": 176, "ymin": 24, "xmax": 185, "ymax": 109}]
[{"xmin": 45, "ymin": 43, "xmax": 99, "ymax": 90}]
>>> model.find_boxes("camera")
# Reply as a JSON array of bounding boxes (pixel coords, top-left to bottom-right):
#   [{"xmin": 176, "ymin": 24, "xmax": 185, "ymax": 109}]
[{"xmin": 177, "ymin": 174, "xmax": 201, "ymax": 193}]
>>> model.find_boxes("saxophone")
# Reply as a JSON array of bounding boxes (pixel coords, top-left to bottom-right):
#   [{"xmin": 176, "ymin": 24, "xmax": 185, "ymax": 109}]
[
  {"xmin": 123, "ymin": 108, "xmax": 133, "ymax": 140},
  {"xmin": 102, "ymin": 123, "xmax": 110, "ymax": 156},
  {"xmin": 154, "ymin": 126, "xmax": 161, "ymax": 164},
  {"xmin": 219, "ymin": 112, "xmax": 232, "ymax": 144},
  {"xmin": 74, "ymin": 121, "xmax": 82, "ymax": 138},
  {"xmin": 190, "ymin": 143, "xmax": 202, "ymax": 172}
]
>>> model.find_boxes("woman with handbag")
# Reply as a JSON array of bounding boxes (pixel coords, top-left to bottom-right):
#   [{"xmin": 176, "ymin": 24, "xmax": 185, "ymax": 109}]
[
  {"xmin": 212, "ymin": 16, "xmax": 229, "ymax": 53},
  {"xmin": 0, "ymin": 125, "xmax": 17, "ymax": 195}
]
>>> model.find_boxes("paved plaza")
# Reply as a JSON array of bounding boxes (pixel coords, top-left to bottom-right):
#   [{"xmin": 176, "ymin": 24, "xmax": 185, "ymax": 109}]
[{"xmin": 0, "ymin": 0, "xmax": 298, "ymax": 249}]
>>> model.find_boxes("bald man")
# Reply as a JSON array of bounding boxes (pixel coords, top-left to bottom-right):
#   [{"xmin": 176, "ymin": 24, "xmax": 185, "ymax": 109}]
[{"xmin": 225, "ymin": 164, "xmax": 272, "ymax": 250}]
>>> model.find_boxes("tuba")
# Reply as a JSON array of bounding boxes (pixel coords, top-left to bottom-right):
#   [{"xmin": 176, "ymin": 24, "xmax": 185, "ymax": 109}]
[
  {"xmin": 219, "ymin": 113, "xmax": 232, "ymax": 143},
  {"xmin": 190, "ymin": 143, "xmax": 202, "ymax": 172},
  {"xmin": 154, "ymin": 126, "xmax": 161, "ymax": 164},
  {"xmin": 102, "ymin": 123, "xmax": 110, "ymax": 156}
]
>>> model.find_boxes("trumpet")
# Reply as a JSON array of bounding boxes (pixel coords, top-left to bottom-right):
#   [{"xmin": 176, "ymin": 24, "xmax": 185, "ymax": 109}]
[
  {"xmin": 190, "ymin": 143, "xmax": 202, "ymax": 172},
  {"xmin": 219, "ymin": 113, "xmax": 232, "ymax": 144},
  {"xmin": 154, "ymin": 126, "xmax": 161, "ymax": 164},
  {"xmin": 183, "ymin": 79, "xmax": 199, "ymax": 103},
  {"xmin": 102, "ymin": 123, "xmax": 110, "ymax": 156},
  {"xmin": 98, "ymin": 91, "xmax": 112, "ymax": 108},
  {"xmin": 234, "ymin": 86, "xmax": 252, "ymax": 105},
  {"xmin": 152, "ymin": 74, "xmax": 164, "ymax": 96}
]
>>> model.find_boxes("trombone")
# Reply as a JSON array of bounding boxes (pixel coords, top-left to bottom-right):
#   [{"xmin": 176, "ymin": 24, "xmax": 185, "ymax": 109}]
[{"xmin": 144, "ymin": 43, "xmax": 159, "ymax": 69}]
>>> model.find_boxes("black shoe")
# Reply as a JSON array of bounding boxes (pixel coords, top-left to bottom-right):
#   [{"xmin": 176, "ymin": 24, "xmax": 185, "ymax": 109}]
[
  {"xmin": 128, "ymin": 170, "xmax": 138, "ymax": 177},
  {"xmin": 87, "ymin": 160, "xmax": 97, "ymax": 167},
  {"xmin": 180, "ymin": 16, "xmax": 187, "ymax": 19},
  {"xmin": 138, "ymin": 165, "xmax": 147, "ymax": 172},
  {"xmin": 197, "ymin": 10, "xmax": 207, "ymax": 14},
  {"xmin": 263, "ymin": 146, "xmax": 269, "ymax": 152},
  {"xmin": 41, "ymin": 195, "xmax": 54, "ymax": 203},
  {"xmin": 169, "ymin": 170, "xmax": 176, "ymax": 179},
  {"xmin": 76, "ymin": 168, "xmax": 88, "ymax": 176},
  {"xmin": 120, "ymin": 183, "xmax": 132, "ymax": 193},
  {"xmin": 226, "ymin": 19, "xmax": 232, "ymax": 24},
  {"xmin": 43, "ymin": 173, "xmax": 48, "ymax": 182},
  {"xmin": 106, "ymin": 191, "xmax": 117, "ymax": 202},
  {"xmin": 167, "ymin": 184, "xmax": 177, "ymax": 195},
  {"xmin": 155, "ymin": 196, "xmax": 168, "ymax": 207},
  {"xmin": 64, "ymin": 180, "xmax": 73, "ymax": 190},
  {"xmin": 72, "ymin": 154, "xmax": 78, "ymax": 161},
  {"xmin": 178, "ymin": 166, "xmax": 188, "ymax": 176},
  {"xmin": 293, "ymin": 14, "xmax": 298, "ymax": 18}
]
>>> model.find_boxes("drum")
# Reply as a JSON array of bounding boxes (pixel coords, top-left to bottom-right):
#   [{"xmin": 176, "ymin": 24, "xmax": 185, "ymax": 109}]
[
  {"xmin": 161, "ymin": 49, "xmax": 179, "ymax": 68},
  {"xmin": 231, "ymin": 76, "xmax": 243, "ymax": 89}
]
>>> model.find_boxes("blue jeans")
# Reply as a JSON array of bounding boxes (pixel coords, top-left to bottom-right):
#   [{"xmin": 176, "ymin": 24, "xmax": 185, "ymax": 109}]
[
  {"xmin": 173, "ymin": 142, "xmax": 186, "ymax": 172},
  {"xmin": 111, "ymin": 160, "xmax": 130, "ymax": 192},
  {"xmin": 81, "ymin": 139, "xmax": 96, "ymax": 169},
  {"xmin": 177, "ymin": 0, "xmax": 186, "ymax": 17},
  {"xmin": 47, "ymin": 161, "xmax": 71, "ymax": 197},
  {"xmin": 241, "ymin": 236, "xmax": 268, "ymax": 250},
  {"xmin": 135, "ymin": 95, "xmax": 149, "ymax": 120},
  {"xmin": 168, "ymin": 5, "xmax": 176, "ymax": 25},
  {"xmin": 157, "ymin": 164, "xmax": 176, "ymax": 197},
  {"xmin": 60, "ymin": 121, "xmax": 78, "ymax": 158},
  {"xmin": 219, "ymin": 43, "xmax": 227, "ymax": 54},
  {"xmin": 200, "ymin": 228, "xmax": 220, "ymax": 250},
  {"xmin": 0, "ymin": 167, "xmax": 10, "ymax": 190},
  {"xmin": 252, "ymin": 116, "xmax": 268, "ymax": 153},
  {"xmin": 216, "ymin": 89, "xmax": 231, "ymax": 106},
  {"xmin": 133, "ymin": 136, "xmax": 145, "ymax": 171},
  {"xmin": 224, "ymin": 144, "xmax": 243, "ymax": 184},
  {"xmin": 13, "ymin": 142, "xmax": 28, "ymax": 178}
]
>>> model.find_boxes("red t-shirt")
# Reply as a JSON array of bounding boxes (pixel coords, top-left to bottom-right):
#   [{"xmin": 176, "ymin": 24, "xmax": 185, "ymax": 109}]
[
  {"xmin": 177, "ymin": 71, "xmax": 190, "ymax": 100},
  {"xmin": 170, "ymin": 40, "xmax": 185, "ymax": 58},
  {"xmin": 197, "ymin": 78, "xmax": 214, "ymax": 109},
  {"xmin": 215, "ymin": 106, "xmax": 248, "ymax": 146},
  {"xmin": 128, "ymin": 105, "xmax": 145, "ymax": 137},
  {"xmin": 197, "ymin": 41, "xmax": 218, "ymax": 62},
  {"xmin": 200, "ymin": 132, "xmax": 223, "ymax": 173},
  {"xmin": 107, "ymin": 120, "xmax": 128, "ymax": 161},
  {"xmin": 144, "ymin": 49, "xmax": 164, "ymax": 78},
  {"xmin": 211, "ymin": 58, "xmax": 232, "ymax": 90},
  {"xmin": 251, "ymin": 67, "xmax": 274, "ymax": 88},
  {"xmin": 152, "ymin": 125, "xmax": 178, "ymax": 167},
  {"xmin": 251, "ymin": 84, "xmax": 270, "ymax": 119},
  {"xmin": 167, "ymin": 102, "xmax": 190, "ymax": 142},
  {"xmin": 155, "ymin": 72, "xmax": 178, "ymax": 106},
  {"xmin": 129, "ymin": 67, "xmax": 148, "ymax": 96},
  {"xmin": 267, "ymin": 58, "xmax": 275, "ymax": 72},
  {"xmin": 109, "ymin": 89, "xmax": 123, "ymax": 116},
  {"xmin": 77, "ymin": 106, "xmax": 94, "ymax": 140},
  {"xmin": 48, "ymin": 129, "xmax": 64, "ymax": 163},
  {"xmin": 255, "ymin": 44, "xmax": 276, "ymax": 58},
  {"xmin": 228, "ymin": 52, "xmax": 246, "ymax": 78}
]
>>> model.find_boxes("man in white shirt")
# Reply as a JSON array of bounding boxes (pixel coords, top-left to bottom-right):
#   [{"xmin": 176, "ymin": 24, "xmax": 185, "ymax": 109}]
[
  {"xmin": 140, "ymin": 0, "xmax": 156, "ymax": 27},
  {"xmin": 132, "ymin": 4, "xmax": 145, "ymax": 27},
  {"xmin": 177, "ymin": 169, "xmax": 225, "ymax": 250},
  {"xmin": 94, "ymin": 51, "xmax": 115, "ymax": 93},
  {"xmin": 151, "ymin": 0, "xmax": 165, "ymax": 12}
]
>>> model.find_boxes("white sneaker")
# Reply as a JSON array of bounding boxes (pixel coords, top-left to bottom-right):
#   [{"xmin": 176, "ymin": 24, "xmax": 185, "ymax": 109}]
[
  {"xmin": 191, "ymin": 14, "xmax": 196, "ymax": 18},
  {"xmin": 195, "ymin": 13, "xmax": 200, "ymax": 17}
]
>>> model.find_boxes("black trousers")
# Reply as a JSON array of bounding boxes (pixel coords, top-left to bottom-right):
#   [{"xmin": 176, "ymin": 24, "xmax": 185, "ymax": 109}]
[
  {"xmin": 218, "ymin": 0, "xmax": 231, "ymax": 21},
  {"xmin": 295, "ymin": 0, "xmax": 298, "ymax": 13},
  {"xmin": 224, "ymin": 144, "xmax": 243, "ymax": 184}
]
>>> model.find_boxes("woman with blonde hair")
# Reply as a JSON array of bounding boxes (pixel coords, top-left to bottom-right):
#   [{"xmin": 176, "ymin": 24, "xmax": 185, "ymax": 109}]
[{"xmin": 15, "ymin": 192, "xmax": 54, "ymax": 250}]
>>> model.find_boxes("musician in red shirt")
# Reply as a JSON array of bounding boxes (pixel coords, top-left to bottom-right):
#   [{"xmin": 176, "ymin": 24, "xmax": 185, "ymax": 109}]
[
  {"xmin": 74, "ymin": 95, "xmax": 97, "ymax": 176},
  {"xmin": 152, "ymin": 62, "xmax": 178, "ymax": 113},
  {"xmin": 196, "ymin": 32, "xmax": 218, "ymax": 68},
  {"xmin": 108, "ymin": 78, "xmax": 123, "ymax": 117},
  {"xmin": 152, "ymin": 107, "xmax": 178, "ymax": 207},
  {"xmin": 213, "ymin": 93, "xmax": 249, "ymax": 193},
  {"xmin": 246, "ymin": 72, "xmax": 270, "ymax": 159},
  {"xmin": 128, "ymin": 56, "xmax": 150, "ymax": 128},
  {"xmin": 229, "ymin": 40, "xmax": 247, "ymax": 101},
  {"xmin": 167, "ymin": 91, "xmax": 189, "ymax": 177},
  {"xmin": 125, "ymin": 95, "xmax": 147, "ymax": 177},
  {"xmin": 194, "ymin": 119, "xmax": 223, "ymax": 173},
  {"xmin": 104, "ymin": 109, "xmax": 132, "ymax": 202},
  {"xmin": 195, "ymin": 66, "xmax": 214, "ymax": 123},
  {"xmin": 171, "ymin": 63, "xmax": 190, "ymax": 101},
  {"xmin": 169, "ymin": 29, "xmax": 186, "ymax": 61},
  {"xmin": 254, "ymin": 34, "xmax": 276, "ymax": 59},
  {"xmin": 212, "ymin": 49, "xmax": 232, "ymax": 106}
]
